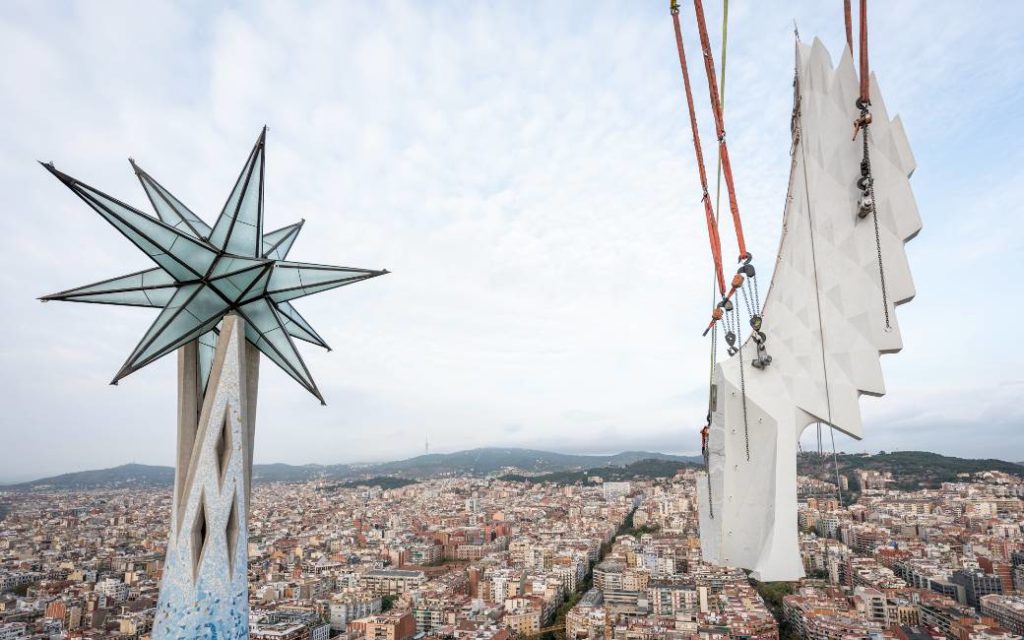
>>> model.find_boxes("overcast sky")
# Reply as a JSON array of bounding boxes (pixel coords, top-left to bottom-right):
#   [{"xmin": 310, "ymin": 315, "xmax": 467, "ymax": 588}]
[{"xmin": 1, "ymin": 1, "xmax": 1021, "ymax": 482}]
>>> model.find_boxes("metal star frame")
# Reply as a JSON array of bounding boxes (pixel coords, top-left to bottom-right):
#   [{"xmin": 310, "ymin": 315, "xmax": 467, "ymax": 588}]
[{"xmin": 41, "ymin": 127, "xmax": 388, "ymax": 404}]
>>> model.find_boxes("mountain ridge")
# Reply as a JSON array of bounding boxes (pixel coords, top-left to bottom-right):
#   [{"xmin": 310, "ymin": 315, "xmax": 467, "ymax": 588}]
[
  {"xmin": 5, "ymin": 448, "xmax": 1021, "ymax": 492},
  {"xmin": 1, "ymin": 448, "xmax": 700, "ymax": 490},
  {"xmin": 798, "ymin": 450, "xmax": 1024, "ymax": 489}
]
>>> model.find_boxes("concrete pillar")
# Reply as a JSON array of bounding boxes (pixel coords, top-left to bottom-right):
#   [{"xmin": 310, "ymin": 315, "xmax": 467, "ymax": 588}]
[{"xmin": 153, "ymin": 314, "xmax": 258, "ymax": 639}]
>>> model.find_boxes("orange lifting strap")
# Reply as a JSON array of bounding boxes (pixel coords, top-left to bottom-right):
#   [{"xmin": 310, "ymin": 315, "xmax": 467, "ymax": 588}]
[
  {"xmin": 858, "ymin": 0, "xmax": 870, "ymax": 103},
  {"xmin": 843, "ymin": 0, "xmax": 853, "ymax": 53},
  {"xmin": 693, "ymin": 0, "xmax": 748, "ymax": 263},
  {"xmin": 671, "ymin": 1, "xmax": 726, "ymax": 297}
]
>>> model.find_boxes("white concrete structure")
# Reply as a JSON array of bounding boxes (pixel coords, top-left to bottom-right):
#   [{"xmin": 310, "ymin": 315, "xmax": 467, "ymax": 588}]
[
  {"xmin": 698, "ymin": 40, "xmax": 921, "ymax": 581},
  {"xmin": 153, "ymin": 314, "xmax": 257, "ymax": 638},
  {"xmin": 97, "ymin": 577, "xmax": 129, "ymax": 603}
]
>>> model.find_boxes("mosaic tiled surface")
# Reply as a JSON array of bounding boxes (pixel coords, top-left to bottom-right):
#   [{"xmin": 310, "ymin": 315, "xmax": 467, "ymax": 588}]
[{"xmin": 154, "ymin": 318, "xmax": 251, "ymax": 639}]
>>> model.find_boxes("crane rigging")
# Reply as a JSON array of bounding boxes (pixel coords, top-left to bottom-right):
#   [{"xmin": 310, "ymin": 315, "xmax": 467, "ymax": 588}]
[
  {"xmin": 671, "ymin": 0, "xmax": 769, "ymax": 468},
  {"xmin": 670, "ymin": 0, "xmax": 922, "ymax": 580}
]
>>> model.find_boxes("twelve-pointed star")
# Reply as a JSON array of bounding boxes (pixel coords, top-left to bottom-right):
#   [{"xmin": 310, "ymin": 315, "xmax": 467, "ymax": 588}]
[{"xmin": 40, "ymin": 127, "xmax": 388, "ymax": 404}]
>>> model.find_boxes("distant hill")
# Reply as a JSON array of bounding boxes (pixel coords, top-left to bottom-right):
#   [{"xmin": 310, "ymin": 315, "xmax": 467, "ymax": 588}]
[
  {"xmin": 13, "ymin": 449, "xmax": 1015, "ymax": 492},
  {"xmin": 250, "ymin": 462, "xmax": 335, "ymax": 483},
  {"xmin": 363, "ymin": 448, "xmax": 698, "ymax": 478},
  {"xmin": 500, "ymin": 458, "xmax": 700, "ymax": 484},
  {"xmin": 798, "ymin": 450, "xmax": 1024, "ymax": 490},
  {"xmin": 2, "ymin": 463, "xmax": 175, "ymax": 491},
  {"xmin": 4, "ymin": 462, "xmax": 337, "ymax": 491},
  {"xmin": 3, "ymin": 448, "xmax": 699, "ymax": 491}
]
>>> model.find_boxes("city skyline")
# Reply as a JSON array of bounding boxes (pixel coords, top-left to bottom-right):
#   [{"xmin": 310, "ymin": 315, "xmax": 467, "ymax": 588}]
[
  {"xmin": 2, "ymin": 462, "xmax": 1022, "ymax": 638},
  {"xmin": 3, "ymin": 1, "xmax": 1023, "ymax": 479}
]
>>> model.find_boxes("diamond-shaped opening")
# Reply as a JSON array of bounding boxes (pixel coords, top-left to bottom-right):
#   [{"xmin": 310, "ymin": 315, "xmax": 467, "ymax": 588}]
[
  {"xmin": 191, "ymin": 494, "xmax": 208, "ymax": 579},
  {"xmin": 226, "ymin": 495, "xmax": 239, "ymax": 575},
  {"xmin": 214, "ymin": 409, "xmax": 232, "ymax": 487}
]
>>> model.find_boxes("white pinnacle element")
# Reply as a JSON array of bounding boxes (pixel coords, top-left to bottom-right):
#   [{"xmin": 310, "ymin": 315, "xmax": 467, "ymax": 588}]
[
  {"xmin": 153, "ymin": 314, "xmax": 258, "ymax": 639},
  {"xmin": 697, "ymin": 39, "xmax": 921, "ymax": 581}
]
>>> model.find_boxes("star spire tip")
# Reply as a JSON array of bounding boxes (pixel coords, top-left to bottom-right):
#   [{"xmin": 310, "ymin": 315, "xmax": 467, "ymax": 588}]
[{"xmin": 40, "ymin": 162, "xmax": 73, "ymax": 184}]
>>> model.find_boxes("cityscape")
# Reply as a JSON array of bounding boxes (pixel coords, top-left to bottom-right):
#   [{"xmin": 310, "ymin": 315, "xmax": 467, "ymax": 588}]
[
  {"xmin": 2, "ymin": 1, "xmax": 1022, "ymax": 640},
  {"xmin": 2, "ymin": 452, "xmax": 1023, "ymax": 640}
]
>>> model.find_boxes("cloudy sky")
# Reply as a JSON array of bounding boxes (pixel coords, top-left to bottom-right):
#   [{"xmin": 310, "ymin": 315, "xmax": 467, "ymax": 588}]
[{"xmin": 1, "ymin": 1, "xmax": 1021, "ymax": 481}]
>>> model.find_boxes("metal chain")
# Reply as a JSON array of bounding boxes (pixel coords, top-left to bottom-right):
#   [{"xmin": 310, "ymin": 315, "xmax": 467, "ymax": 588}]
[
  {"xmin": 739, "ymin": 282, "xmax": 753, "ymax": 319},
  {"xmin": 709, "ymin": 323, "xmax": 718, "ymax": 391},
  {"xmin": 736, "ymin": 313, "xmax": 750, "ymax": 461},
  {"xmin": 860, "ymin": 119, "xmax": 891, "ymax": 329},
  {"xmin": 707, "ymin": 475, "xmax": 714, "ymax": 517},
  {"xmin": 707, "ymin": 0, "xmax": 729, "ymax": 522}
]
